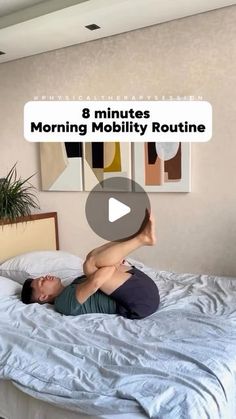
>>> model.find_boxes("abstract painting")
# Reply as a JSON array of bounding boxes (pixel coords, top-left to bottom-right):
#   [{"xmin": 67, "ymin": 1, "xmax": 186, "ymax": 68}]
[
  {"xmin": 133, "ymin": 142, "xmax": 191, "ymax": 192},
  {"xmin": 83, "ymin": 142, "xmax": 132, "ymax": 191},
  {"xmin": 40, "ymin": 141, "xmax": 190, "ymax": 192},
  {"xmin": 40, "ymin": 142, "xmax": 83, "ymax": 191}
]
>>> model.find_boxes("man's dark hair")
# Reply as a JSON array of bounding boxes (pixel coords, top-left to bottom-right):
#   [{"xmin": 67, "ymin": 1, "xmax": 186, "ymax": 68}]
[{"xmin": 21, "ymin": 278, "xmax": 34, "ymax": 304}]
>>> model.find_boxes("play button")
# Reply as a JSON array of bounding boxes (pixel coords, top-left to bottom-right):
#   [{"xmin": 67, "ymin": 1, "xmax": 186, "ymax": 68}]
[
  {"xmin": 85, "ymin": 177, "xmax": 150, "ymax": 241},
  {"xmin": 108, "ymin": 198, "xmax": 131, "ymax": 223}
]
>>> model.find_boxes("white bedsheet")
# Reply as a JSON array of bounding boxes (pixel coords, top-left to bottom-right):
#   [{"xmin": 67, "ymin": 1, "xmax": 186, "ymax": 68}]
[
  {"xmin": 0, "ymin": 380, "xmax": 145, "ymax": 419},
  {"xmin": 1, "ymin": 259, "xmax": 236, "ymax": 418}
]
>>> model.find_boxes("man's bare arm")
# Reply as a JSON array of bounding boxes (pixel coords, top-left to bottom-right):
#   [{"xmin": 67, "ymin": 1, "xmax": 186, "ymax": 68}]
[{"xmin": 75, "ymin": 266, "xmax": 116, "ymax": 304}]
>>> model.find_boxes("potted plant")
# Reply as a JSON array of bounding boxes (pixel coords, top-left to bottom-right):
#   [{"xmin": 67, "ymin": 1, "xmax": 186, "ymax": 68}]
[{"xmin": 0, "ymin": 163, "xmax": 40, "ymax": 225}]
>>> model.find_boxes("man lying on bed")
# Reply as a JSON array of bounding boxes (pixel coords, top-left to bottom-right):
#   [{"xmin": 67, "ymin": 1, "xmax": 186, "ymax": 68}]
[{"xmin": 21, "ymin": 213, "xmax": 160, "ymax": 320}]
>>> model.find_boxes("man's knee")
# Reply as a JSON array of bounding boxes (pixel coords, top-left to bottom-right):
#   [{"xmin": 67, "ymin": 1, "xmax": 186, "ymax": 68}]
[{"xmin": 83, "ymin": 254, "xmax": 97, "ymax": 276}]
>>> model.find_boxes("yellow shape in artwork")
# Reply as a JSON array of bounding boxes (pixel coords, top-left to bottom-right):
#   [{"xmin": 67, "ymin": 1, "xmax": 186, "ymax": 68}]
[{"xmin": 104, "ymin": 142, "xmax": 121, "ymax": 172}]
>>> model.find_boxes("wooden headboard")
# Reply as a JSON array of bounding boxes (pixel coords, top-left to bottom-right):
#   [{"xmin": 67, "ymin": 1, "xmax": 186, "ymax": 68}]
[{"xmin": 0, "ymin": 212, "xmax": 59, "ymax": 263}]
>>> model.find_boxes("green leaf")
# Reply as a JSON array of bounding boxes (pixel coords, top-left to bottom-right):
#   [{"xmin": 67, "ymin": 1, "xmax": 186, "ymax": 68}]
[{"xmin": 0, "ymin": 163, "xmax": 40, "ymax": 225}]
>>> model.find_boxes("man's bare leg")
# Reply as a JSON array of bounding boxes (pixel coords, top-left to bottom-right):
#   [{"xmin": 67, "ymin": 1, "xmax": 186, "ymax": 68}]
[
  {"xmin": 84, "ymin": 242, "xmax": 126, "ymax": 273},
  {"xmin": 83, "ymin": 213, "xmax": 156, "ymax": 277},
  {"xmin": 86, "ymin": 266, "xmax": 133, "ymax": 296}
]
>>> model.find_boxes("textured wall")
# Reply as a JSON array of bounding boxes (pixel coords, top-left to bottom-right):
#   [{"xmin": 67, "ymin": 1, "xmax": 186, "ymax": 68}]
[{"xmin": 0, "ymin": 5, "xmax": 236, "ymax": 276}]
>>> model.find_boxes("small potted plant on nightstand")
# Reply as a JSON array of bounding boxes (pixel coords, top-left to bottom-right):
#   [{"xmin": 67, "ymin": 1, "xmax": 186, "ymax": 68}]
[{"xmin": 0, "ymin": 163, "xmax": 40, "ymax": 226}]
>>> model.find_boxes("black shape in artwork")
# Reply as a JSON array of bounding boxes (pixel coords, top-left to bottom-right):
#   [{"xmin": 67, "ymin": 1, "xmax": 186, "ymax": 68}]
[
  {"xmin": 64, "ymin": 142, "xmax": 82, "ymax": 158},
  {"xmin": 147, "ymin": 142, "xmax": 157, "ymax": 164},
  {"xmin": 92, "ymin": 142, "xmax": 104, "ymax": 168}
]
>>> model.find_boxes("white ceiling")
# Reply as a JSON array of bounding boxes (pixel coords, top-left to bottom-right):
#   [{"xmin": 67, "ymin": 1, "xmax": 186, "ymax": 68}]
[
  {"xmin": 0, "ymin": 0, "xmax": 46, "ymax": 17},
  {"xmin": 0, "ymin": 0, "xmax": 235, "ymax": 64}
]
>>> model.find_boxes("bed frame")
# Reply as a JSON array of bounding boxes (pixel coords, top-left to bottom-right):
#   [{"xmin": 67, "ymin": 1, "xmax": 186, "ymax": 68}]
[{"xmin": 0, "ymin": 212, "xmax": 59, "ymax": 263}]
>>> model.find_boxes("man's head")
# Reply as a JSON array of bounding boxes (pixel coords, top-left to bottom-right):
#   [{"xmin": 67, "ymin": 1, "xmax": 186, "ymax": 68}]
[{"xmin": 21, "ymin": 275, "xmax": 63, "ymax": 304}]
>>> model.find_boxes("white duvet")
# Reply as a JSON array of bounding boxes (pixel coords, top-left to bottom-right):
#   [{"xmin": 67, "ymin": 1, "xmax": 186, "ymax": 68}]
[{"xmin": 0, "ymin": 259, "xmax": 236, "ymax": 418}]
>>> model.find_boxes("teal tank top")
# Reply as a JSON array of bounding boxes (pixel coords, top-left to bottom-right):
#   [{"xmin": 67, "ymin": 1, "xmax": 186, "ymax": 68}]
[{"xmin": 54, "ymin": 276, "xmax": 117, "ymax": 316}]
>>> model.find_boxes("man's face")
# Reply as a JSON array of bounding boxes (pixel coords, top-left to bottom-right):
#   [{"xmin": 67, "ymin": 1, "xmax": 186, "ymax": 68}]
[{"xmin": 31, "ymin": 275, "xmax": 62, "ymax": 303}]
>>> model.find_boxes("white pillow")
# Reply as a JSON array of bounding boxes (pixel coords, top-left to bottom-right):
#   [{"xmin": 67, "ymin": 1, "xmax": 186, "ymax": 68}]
[
  {"xmin": 0, "ymin": 251, "xmax": 84, "ymax": 286},
  {"xmin": 0, "ymin": 276, "xmax": 22, "ymax": 297}
]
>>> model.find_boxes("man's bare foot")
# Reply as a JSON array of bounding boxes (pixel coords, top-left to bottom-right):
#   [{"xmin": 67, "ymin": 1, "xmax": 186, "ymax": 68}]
[{"xmin": 139, "ymin": 212, "xmax": 156, "ymax": 245}]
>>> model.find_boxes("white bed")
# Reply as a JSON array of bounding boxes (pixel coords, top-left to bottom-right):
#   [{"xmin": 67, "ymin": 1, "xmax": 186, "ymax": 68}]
[
  {"xmin": 0, "ymin": 381, "xmax": 144, "ymax": 419},
  {"xmin": 0, "ymin": 213, "xmax": 147, "ymax": 419},
  {"xmin": 1, "ymin": 213, "xmax": 236, "ymax": 419}
]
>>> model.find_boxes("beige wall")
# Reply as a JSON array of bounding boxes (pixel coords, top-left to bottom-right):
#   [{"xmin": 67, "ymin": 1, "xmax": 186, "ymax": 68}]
[{"xmin": 0, "ymin": 5, "xmax": 236, "ymax": 276}]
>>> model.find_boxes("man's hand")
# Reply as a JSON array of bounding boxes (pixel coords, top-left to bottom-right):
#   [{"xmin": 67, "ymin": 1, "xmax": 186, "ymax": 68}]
[{"xmin": 75, "ymin": 266, "xmax": 116, "ymax": 304}]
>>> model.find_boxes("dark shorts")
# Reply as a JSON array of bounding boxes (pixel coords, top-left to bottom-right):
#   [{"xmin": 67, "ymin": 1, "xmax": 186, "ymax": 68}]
[{"xmin": 110, "ymin": 266, "xmax": 160, "ymax": 319}]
